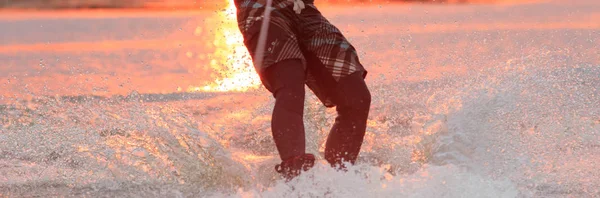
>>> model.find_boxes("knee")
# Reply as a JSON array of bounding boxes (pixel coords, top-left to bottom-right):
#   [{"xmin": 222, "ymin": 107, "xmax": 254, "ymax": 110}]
[
  {"xmin": 273, "ymin": 84, "xmax": 305, "ymax": 113},
  {"xmin": 267, "ymin": 59, "xmax": 306, "ymax": 111},
  {"xmin": 337, "ymin": 76, "xmax": 371, "ymax": 117},
  {"xmin": 274, "ymin": 85, "xmax": 305, "ymax": 103},
  {"xmin": 353, "ymin": 86, "xmax": 371, "ymax": 115}
]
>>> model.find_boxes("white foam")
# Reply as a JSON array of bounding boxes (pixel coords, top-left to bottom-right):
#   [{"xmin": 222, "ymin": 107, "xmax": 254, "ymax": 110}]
[{"xmin": 230, "ymin": 163, "xmax": 518, "ymax": 198}]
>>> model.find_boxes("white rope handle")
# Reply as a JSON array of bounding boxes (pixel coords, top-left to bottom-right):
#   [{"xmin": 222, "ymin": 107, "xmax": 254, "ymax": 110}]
[{"xmin": 293, "ymin": 0, "xmax": 305, "ymax": 14}]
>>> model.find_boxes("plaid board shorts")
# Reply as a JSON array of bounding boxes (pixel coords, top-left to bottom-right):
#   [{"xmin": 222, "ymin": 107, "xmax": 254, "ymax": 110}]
[{"xmin": 236, "ymin": 0, "xmax": 367, "ymax": 107}]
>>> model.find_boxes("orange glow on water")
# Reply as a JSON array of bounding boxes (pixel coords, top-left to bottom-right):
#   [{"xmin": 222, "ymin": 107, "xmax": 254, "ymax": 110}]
[{"xmin": 188, "ymin": 0, "xmax": 261, "ymax": 92}]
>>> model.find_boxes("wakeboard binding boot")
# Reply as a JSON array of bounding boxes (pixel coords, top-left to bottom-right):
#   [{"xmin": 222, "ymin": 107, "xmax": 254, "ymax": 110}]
[{"xmin": 275, "ymin": 153, "xmax": 316, "ymax": 181}]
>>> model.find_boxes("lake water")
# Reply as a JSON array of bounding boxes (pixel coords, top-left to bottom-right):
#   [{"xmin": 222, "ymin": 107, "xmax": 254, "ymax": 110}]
[{"xmin": 0, "ymin": 0, "xmax": 599, "ymax": 197}]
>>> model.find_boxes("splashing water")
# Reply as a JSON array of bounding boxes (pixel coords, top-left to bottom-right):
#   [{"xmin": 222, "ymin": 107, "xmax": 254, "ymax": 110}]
[
  {"xmin": 1, "ymin": 0, "xmax": 599, "ymax": 197},
  {"xmin": 2, "ymin": 54, "xmax": 596, "ymax": 197},
  {"xmin": 188, "ymin": 0, "xmax": 261, "ymax": 93}
]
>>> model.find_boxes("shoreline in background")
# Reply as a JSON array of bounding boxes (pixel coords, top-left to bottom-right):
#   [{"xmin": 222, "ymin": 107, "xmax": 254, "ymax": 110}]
[
  {"xmin": 0, "ymin": 0, "xmax": 542, "ymax": 10},
  {"xmin": 0, "ymin": 8, "xmax": 211, "ymax": 19},
  {"xmin": 0, "ymin": 0, "xmax": 224, "ymax": 10}
]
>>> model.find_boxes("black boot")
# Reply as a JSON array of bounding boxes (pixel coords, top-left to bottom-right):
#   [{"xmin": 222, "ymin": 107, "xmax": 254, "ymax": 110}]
[{"xmin": 274, "ymin": 153, "xmax": 316, "ymax": 181}]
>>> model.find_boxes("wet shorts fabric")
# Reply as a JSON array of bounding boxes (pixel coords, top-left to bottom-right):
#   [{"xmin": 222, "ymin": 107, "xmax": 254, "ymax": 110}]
[{"xmin": 236, "ymin": 1, "xmax": 367, "ymax": 107}]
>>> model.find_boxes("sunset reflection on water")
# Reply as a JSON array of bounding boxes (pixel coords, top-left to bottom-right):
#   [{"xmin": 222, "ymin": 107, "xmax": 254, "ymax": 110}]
[
  {"xmin": 187, "ymin": 0, "xmax": 261, "ymax": 93},
  {"xmin": 0, "ymin": 0, "xmax": 260, "ymax": 102}
]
